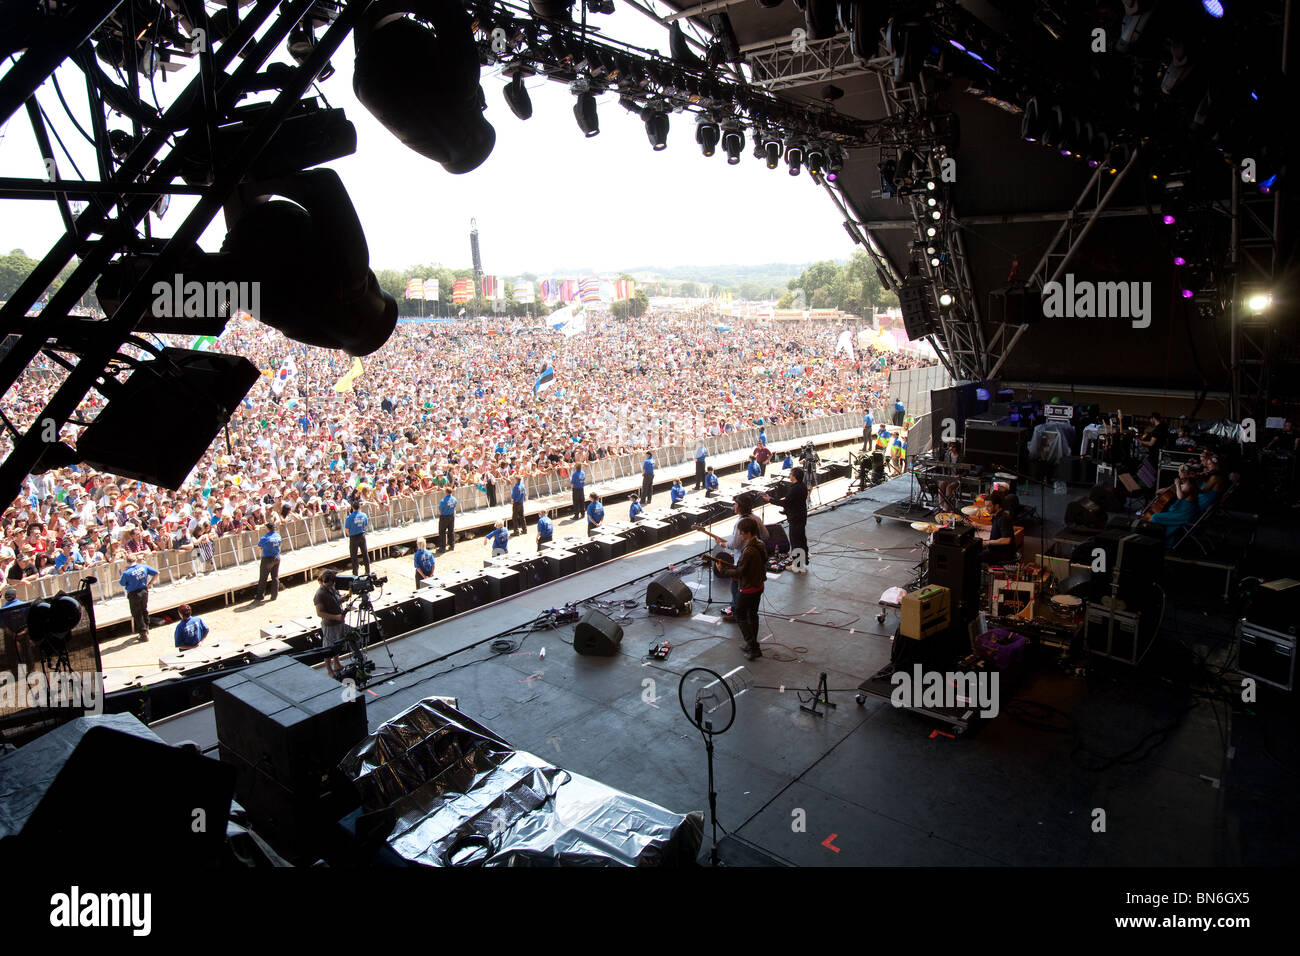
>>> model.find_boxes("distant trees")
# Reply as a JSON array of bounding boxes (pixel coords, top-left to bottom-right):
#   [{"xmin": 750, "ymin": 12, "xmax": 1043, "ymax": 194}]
[{"xmin": 777, "ymin": 251, "xmax": 898, "ymax": 315}]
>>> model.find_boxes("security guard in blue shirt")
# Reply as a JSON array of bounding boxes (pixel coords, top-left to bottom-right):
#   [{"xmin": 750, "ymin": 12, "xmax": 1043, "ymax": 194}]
[
  {"xmin": 694, "ymin": 441, "xmax": 708, "ymax": 490},
  {"xmin": 570, "ymin": 467, "xmax": 586, "ymax": 520},
  {"xmin": 782, "ymin": 453, "xmax": 795, "ymax": 471},
  {"xmin": 704, "ymin": 467, "xmax": 720, "ymax": 496},
  {"xmin": 629, "ymin": 494, "xmax": 645, "ymax": 521},
  {"xmin": 586, "ymin": 492, "xmax": 605, "ymax": 536},
  {"xmin": 414, "ymin": 537, "xmax": 435, "ymax": 588},
  {"xmin": 119, "ymin": 553, "xmax": 158, "ymax": 643},
  {"xmin": 536, "ymin": 509, "xmax": 554, "ymax": 550},
  {"xmin": 344, "ymin": 499, "xmax": 371, "ymax": 575},
  {"xmin": 438, "ymin": 492, "xmax": 457, "ymax": 551},
  {"xmin": 510, "ymin": 477, "xmax": 527, "ymax": 535},
  {"xmin": 641, "ymin": 454, "xmax": 655, "ymax": 503},
  {"xmin": 486, "ymin": 521, "xmax": 510, "ymax": 556},
  {"xmin": 747, "ymin": 457, "xmax": 762, "ymax": 480},
  {"xmin": 255, "ymin": 521, "xmax": 281, "ymax": 601},
  {"xmin": 670, "ymin": 480, "xmax": 686, "ymax": 507}
]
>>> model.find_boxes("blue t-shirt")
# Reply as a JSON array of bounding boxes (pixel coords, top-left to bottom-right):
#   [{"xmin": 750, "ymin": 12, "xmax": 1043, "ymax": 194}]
[
  {"xmin": 643, "ymin": 458, "xmax": 655, "ymax": 475},
  {"xmin": 174, "ymin": 617, "xmax": 208, "ymax": 648},
  {"xmin": 695, "ymin": 446, "xmax": 707, "ymax": 461},
  {"xmin": 705, "ymin": 473, "xmax": 719, "ymax": 491},
  {"xmin": 537, "ymin": 515, "xmax": 554, "ymax": 540},
  {"xmin": 747, "ymin": 460, "xmax": 762, "ymax": 478},
  {"xmin": 864, "ymin": 412, "xmax": 874, "ymax": 428},
  {"xmin": 570, "ymin": 469, "xmax": 586, "ymax": 489},
  {"xmin": 782, "ymin": 455, "xmax": 794, "ymax": 470},
  {"xmin": 119, "ymin": 564, "xmax": 157, "ymax": 592},
  {"xmin": 670, "ymin": 484, "xmax": 685, "ymax": 502},
  {"xmin": 414, "ymin": 548, "xmax": 435, "ymax": 576},
  {"xmin": 586, "ymin": 501, "xmax": 604, "ymax": 525},
  {"xmin": 511, "ymin": 483, "xmax": 526, "ymax": 503},
  {"xmin": 438, "ymin": 495, "xmax": 457, "ymax": 515},
  {"xmin": 345, "ymin": 511, "xmax": 369, "ymax": 536},
  {"xmin": 487, "ymin": 527, "xmax": 509, "ymax": 551},
  {"xmin": 630, "ymin": 501, "xmax": 644, "ymax": 520},
  {"xmin": 258, "ymin": 531, "xmax": 282, "ymax": 557}
]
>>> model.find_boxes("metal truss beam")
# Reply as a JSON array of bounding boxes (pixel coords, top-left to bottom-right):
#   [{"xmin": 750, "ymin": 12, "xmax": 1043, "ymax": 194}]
[
  {"xmin": 744, "ymin": 34, "xmax": 872, "ymax": 91},
  {"xmin": 1229, "ymin": 174, "xmax": 1282, "ymax": 422}
]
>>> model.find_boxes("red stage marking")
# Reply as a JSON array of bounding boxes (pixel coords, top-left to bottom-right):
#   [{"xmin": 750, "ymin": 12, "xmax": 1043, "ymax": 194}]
[{"xmin": 822, "ymin": 833, "xmax": 841, "ymax": 853}]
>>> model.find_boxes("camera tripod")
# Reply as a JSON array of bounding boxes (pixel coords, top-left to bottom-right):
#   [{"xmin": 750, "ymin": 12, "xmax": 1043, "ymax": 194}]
[{"xmin": 339, "ymin": 588, "xmax": 398, "ymax": 688}]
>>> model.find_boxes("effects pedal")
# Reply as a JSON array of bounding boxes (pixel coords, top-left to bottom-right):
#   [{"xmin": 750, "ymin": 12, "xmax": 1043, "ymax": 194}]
[{"xmin": 648, "ymin": 642, "xmax": 672, "ymax": 660}]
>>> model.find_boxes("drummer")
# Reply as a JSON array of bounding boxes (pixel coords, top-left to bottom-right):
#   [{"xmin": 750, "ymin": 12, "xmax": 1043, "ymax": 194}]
[
  {"xmin": 981, "ymin": 492, "xmax": 1017, "ymax": 564},
  {"xmin": 938, "ymin": 442, "xmax": 963, "ymax": 512}
]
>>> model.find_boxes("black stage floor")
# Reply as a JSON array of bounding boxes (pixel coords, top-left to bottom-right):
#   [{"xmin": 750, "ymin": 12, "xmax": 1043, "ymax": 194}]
[{"xmin": 152, "ymin": 474, "xmax": 1300, "ymax": 867}]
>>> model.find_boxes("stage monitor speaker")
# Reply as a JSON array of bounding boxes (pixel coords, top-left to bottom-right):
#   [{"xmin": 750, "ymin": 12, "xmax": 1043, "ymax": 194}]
[
  {"xmin": 646, "ymin": 573, "xmax": 692, "ymax": 616},
  {"xmin": 574, "ymin": 609, "xmax": 623, "ymax": 656},
  {"xmin": 76, "ymin": 348, "xmax": 261, "ymax": 489},
  {"xmin": 899, "ymin": 276, "xmax": 938, "ymax": 340},
  {"xmin": 928, "ymin": 540, "xmax": 981, "ymax": 621},
  {"xmin": 764, "ymin": 523, "xmax": 790, "ymax": 554},
  {"xmin": 0, "ymin": 721, "xmax": 235, "ymax": 867}
]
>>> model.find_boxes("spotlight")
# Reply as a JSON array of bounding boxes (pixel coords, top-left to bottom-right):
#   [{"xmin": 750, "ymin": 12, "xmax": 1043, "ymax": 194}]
[
  {"xmin": 1162, "ymin": 214, "xmax": 1176, "ymax": 225},
  {"xmin": 806, "ymin": 145, "xmax": 826, "ymax": 176},
  {"xmin": 1247, "ymin": 293, "xmax": 1272, "ymax": 312},
  {"xmin": 826, "ymin": 148, "xmax": 844, "ymax": 182},
  {"xmin": 574, "ymin": 91, "xmax": 599, "ymax": 137},
  {"xmin": 786, "ymin": 141, "xmax": 805, "ymax": 176},
  {"xmin": 926, "ymin": 196, "xmax": 937, "ymax": 206},
  {"xmin": 930, "ymin": 209, "xmax": 942, "ymax": 220},
  {"xmin": 763, "ymin": 137, "xmax": 782, "ymax": 169},
  {"xmin": 353, "ymin": 1, "xmax": 495, "ymax": 174},
  {"xmin": 644, "ymin": 110, "xmax": 669, "ymax": 150},
  {"xmin": 929, "ymin": 256, "xmax": 940, "ymax": 267},
  {"xmin": 696, "ymin": 117, "xmax": 720, "ymax": 157},
  {"xmin": 1181, "ymin": 289, "xmax": 1195, "ymax": 299},
  {"xmin": 926, "ymin": 225, "xmax": 937, "ymax": 237},
  {"xmin": 939, "ymin": 291, "xmax": 954, "ymax": 307},
  {"xmin": 1174, "ymin": 256, "xmax": 1187, "ymax": 266},
  {"xmin": 721, "ymin": 125, "xmax": 745, "ymax": 164},
  {"xmin": 1020, "ymin": 97, "xmax": 1041, "ymax": 142},
  {"xmin": 1202, "ymin": 1, "xmax": 1224, "ymax": 17},
  {"xmin": 926, "ymin": 179, "xmax": 936, "ymax": 190},
  {"xmin": 503, "ymin": 73, "xmax": 533, "ymax": 120},
  {"xmin": 108, "ymin": 129, "xmax": 134, "ymax": 158}
]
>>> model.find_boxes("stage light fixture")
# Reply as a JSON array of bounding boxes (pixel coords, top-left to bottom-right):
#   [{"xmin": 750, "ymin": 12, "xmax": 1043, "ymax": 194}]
[
  {"xmin": 930, "ymin": 256, "xmax": 940, "ymax": 267},
  {"xmin": 722, "ymin": 125, "xmax": 745, "ymax": 164},
  {"xmin": 503, "ymin": 73, "xmax": 533, "ymax": 120},
  {"xmin": 1202, "ymin": 1, "xmax": 1224, "ymax": 17},
  {"xmin": 289, "ymin": 20, "xmax": 335, "ymax": 82},
  {"xmin": 574, "ymin": 91, "xmax": 599, "ymax": 137},
  {"xmin": 763, "ymin": 134, "xmax": 782, "ymax": 169},
  {"xmin": 1174, "ymin": 256, "xmax": 1187, "ymax": 266},
  {"xmin": 786, "ymin": 141, "xmax": 805, "ymax": 176},
  {"xmin": 353, "ymin": 1, "xmax": 496, "ymax": 174},
  {"xmin": 1181, "ymin": 288, "xmax": 1195, "ymax": 299},
  {"xmin": 696, "ymin": 117, "xmax": 720, "ymax": 157},
  {"xmin": 1162, "ymin": 214, "xmax": 1176, "ymax": 225},
  {"xmin": 1247, "ymin": 293, "xmax": 1272, "ymax": 312},
  {"xmin": 926, "ymin": 225, "xmax": 937, "ymax": 237},
  {"xmin": 644, "ymin": 110, "xmax": 669, "ymax": 150},
  {"xmin": 806, "ymin": 145, "xmax": 826, "ymax": 176},
  {"xmin": 926, "ymin": 196, "xmax": 937, "ymax": 206},
  {"xmin": 1020, "ymin": 97, "xmax": 1041, "ymax": 142},
  {"xmin": 939, "ymin": 291, "xmax": 954, "ymax": 307},
  {"xmin": 930, "ymin": 209, "xmax": 942, "ymax": 220},
  {"xmin": 926, "ymin": 179, "xmax": 937, "ymax": 190},
  {"xmin": 826, "ymin": 148, "xmax": 844, "ymax": 182},
  {"xmin": 531, "ymin": 0, "xmax": 576, "ymax": 19}
]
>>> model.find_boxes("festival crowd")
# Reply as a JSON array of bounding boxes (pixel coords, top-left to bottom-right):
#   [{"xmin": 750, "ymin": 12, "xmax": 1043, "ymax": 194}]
[{"xmin": 0, "ymin": 311, "xmax": 935, "ymax": 584}]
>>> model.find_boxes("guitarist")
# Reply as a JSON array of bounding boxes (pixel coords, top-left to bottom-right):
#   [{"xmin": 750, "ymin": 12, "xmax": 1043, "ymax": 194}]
[
  {"xmin": 711, "ymin": 517, "xmax": 767, "ymax": 661},
  {"xmin": 696, "ymin": 495, "xmax": 769, "ymax": 622}
]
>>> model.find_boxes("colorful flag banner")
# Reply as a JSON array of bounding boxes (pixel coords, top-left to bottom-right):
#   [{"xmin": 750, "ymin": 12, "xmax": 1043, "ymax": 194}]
[
  {"xmin": 481, "ymin": 275, "xmax": 499, "ymax": 300},
  {"xmin": 549, "ymin": 303, "xmax": 586, "ymax": 338},
  {"xmin": 534, "ymin": 363, "xmax": 556, "ymax": 395},
  {"xmin": 560, "ymin": 279, "xmax": 576, "ymax": 304},
  {"xmin": 579, "ymin": 277, "xmax": 602, "ymax": 304},
  {"xmin": 613, "ymin": 279, "xmax": 635, "ymax": 300},
  {"xmin": 452, "ymin": 279, "xmax": 474, "ymax": 304},
  {"xmin": 424, "ymin": 278, "xmax": 439, "ymax": 300},
  {"xmin": 513, "ymin": 281, "xmax": 535, "ymax": 302},
  {"xmin": 405, "ymin": 278, "xmax": 425, "ymax": 300},
  {"xmin": 333, "ymin": 357, "xmax": 364, "ymax": 392},
  {"xmin": 271, "ymin": 353, "xmax": 298, "ymax": 396},
  {"xmin": 191, "ymin": 334, "xmax": 219, "ymax": 352}
]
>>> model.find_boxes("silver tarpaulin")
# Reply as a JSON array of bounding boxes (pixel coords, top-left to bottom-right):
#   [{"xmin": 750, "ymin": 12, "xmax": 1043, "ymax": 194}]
[{"xmin": 339, "ymin": 698, "xmax": 703, "ymax": 866}]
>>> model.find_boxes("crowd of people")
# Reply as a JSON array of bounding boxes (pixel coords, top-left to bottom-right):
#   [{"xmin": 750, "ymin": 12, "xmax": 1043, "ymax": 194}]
[{"xmin": 0, "ymin": 310, "xmax": 936, "ymax": 590}]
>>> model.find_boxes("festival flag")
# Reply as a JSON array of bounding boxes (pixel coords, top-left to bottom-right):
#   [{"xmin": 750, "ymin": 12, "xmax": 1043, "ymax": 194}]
[
  {"xmin": 560, "ymin": 279, "xmax": 576, "ymax": 304},
  {"xmin": 579, "ymin": 277, "xmax": 602, "ymax": 304},
  {"xmin": 835, "ymin": 329, "xmax": 855, "ymax": 361},
  {"xmin": 271, "ymin": 353, "xmax": 298, "ymax": 396},
  {"xmin": 424, "ymin": 278, "xmax": 439, "ymax": 300},
  {"xmin": 513, "ymin": 281, "xmax": 535, "ymax": 302},
  {"xmin": 481, "ymin": 275, "xmax": 499, "ymax": 300},
  {"xmin": 405, "ymin": 278, "xmax": 425, "ymax": 300},
  {"xmin": 613, "ymin": 279, "xmax": 635, "ymax": 300},
  {"xmin": 534, "ymin": 363, "xmax": 556, "ymax": 395},
  {"xmin": 540, "ymin": 279, "xmax": 557, "ymax": 302},
  {"xmin": 452, "ymin": 278, "xmax": 474, "ymax": 304},
  {"xmin": 548, "ymin": 302, "xmax": 586, "ymax": 338},
  {"xmin": 333, "ymin": 357, "xmax": 364, "ymax": 392},
  {"xmin": 191, "ymin": 334, "xmax": 218, "ymax": 352}
]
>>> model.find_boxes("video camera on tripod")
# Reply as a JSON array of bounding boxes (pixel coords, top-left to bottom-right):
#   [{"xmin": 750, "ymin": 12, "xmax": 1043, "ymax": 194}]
[{"xmin": 335, "ymin": 572, "xmax": 388, "ymax": 595}]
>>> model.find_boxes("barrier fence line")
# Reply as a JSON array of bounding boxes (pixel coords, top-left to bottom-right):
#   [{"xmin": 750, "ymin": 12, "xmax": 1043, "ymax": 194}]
[{"xmin": 22, "ymin": 411, "xmax": 863, "ymax": 611}]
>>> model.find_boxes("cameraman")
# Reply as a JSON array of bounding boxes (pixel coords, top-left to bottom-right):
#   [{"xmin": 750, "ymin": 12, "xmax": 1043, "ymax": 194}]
[{"xmin": 315, "ymin": 569, "xmax": 346, "ymax": 680}]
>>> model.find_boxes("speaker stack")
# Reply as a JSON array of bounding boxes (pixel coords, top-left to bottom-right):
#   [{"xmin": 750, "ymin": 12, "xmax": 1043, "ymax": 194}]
[
  {"xmin": 928, "ymin": 527, "xmax": 981, "ymax": 622},
  {"xmin": 899, "ymin": 275, "xmax": 939, "ymax": 340},
  {"xmin": 646, "ymin": 572, "xmax": 693, "ymax": 617},
  {"xmin": 574, "ymin": 609, "xmax": 624, "ymax": 656}
]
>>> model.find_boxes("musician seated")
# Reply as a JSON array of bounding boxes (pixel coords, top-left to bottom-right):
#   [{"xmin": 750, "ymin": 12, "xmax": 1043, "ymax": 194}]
[
  {"xmin": 981, "ymin": 492, "xmax": 1017, "ymax": 564},
  {"xmin": 1147, "ymin": 464, "xmax": 1202, "ymax": 542},
  {"xmin": 1195, "ymin": 450, "xmax": 1228, "ymax": 511}
]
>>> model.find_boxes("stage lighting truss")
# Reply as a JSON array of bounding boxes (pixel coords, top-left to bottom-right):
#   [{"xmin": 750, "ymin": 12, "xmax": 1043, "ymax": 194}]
[{"xmin": 0, "ymin": 0, "xmax": 380, "ymax": 508}]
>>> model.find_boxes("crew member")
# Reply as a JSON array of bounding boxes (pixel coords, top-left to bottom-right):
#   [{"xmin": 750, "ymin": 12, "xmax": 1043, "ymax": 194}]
[
  {"xmin": 892, "ymin": 397, "xmax": 906, "ymax": 427},
  {"xmin": 629, "ymin": 494, "xmax": 645, "ymax": 521},
  {"xmin": 510, "ymin": 477, "xmax": 527, "ymax": 535},
  {"xmin": 670, "ymin": 480, "xmax": 686, "ymax": 508},
  {"xmin": 536, "ymin": 509, "xmax": 554, "ymax": 549},
  {"xmin": 345, "ymin": 499, "xmax": 371, "ymax": 575},
  {"xmin": 119, "ymin": 553, "xmax": 158, "ymax": 644},
  {"xmin": 173, "ymin": 604, "xmax": 209, "ymax": 649},
  {"xmin": 570, "ymin": 465, "xmax": 587, "ymax": 520},
  {"xmin": 781, "ymin": 466, "xmax": 810, "ymax": 569},
  {"xmin": 486, "ymin": 520, "xmax": 510, "ymax": 556},
  {"xmin": 746, "ymin": 456, "xmax": 761, "ymax": 480},
  {"xmin": 255, "ymin": 520, "xmax": 281, "ymax": 601},
  {"xmin": 781, "ymin": 452, "xmax": 795, "ymax": 472},
  {"xmin": 641, "ymin": 453, "xmax": 655, "ymax": 503},
  {"xmin": 414, "ymin": 537, "xmax": 435, "ymax": 588},
  {"xmin": 754, "ymin": 440, "xmax": 772, "ymax": 477},
  {"xmin": 704, "ymin": 466, "xmax": 720, "ymax": 497},
  {"xmin": 586, "ymin": 492, "xmax": 605, "ymax": 536},
  {"xmin": 694, "ymin": 441, "xmax": 708, "ymax": 490},
  {"xmin": 712, "ymin": 516, "xmax": 766, "ymax": 661},
  {"xmin": 437, "ymin": 490, "xmax": 457, "ymax": 551},
  {"xmin": 314, "ymin": 569, "xmax": 346, "ymax": 680}
]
